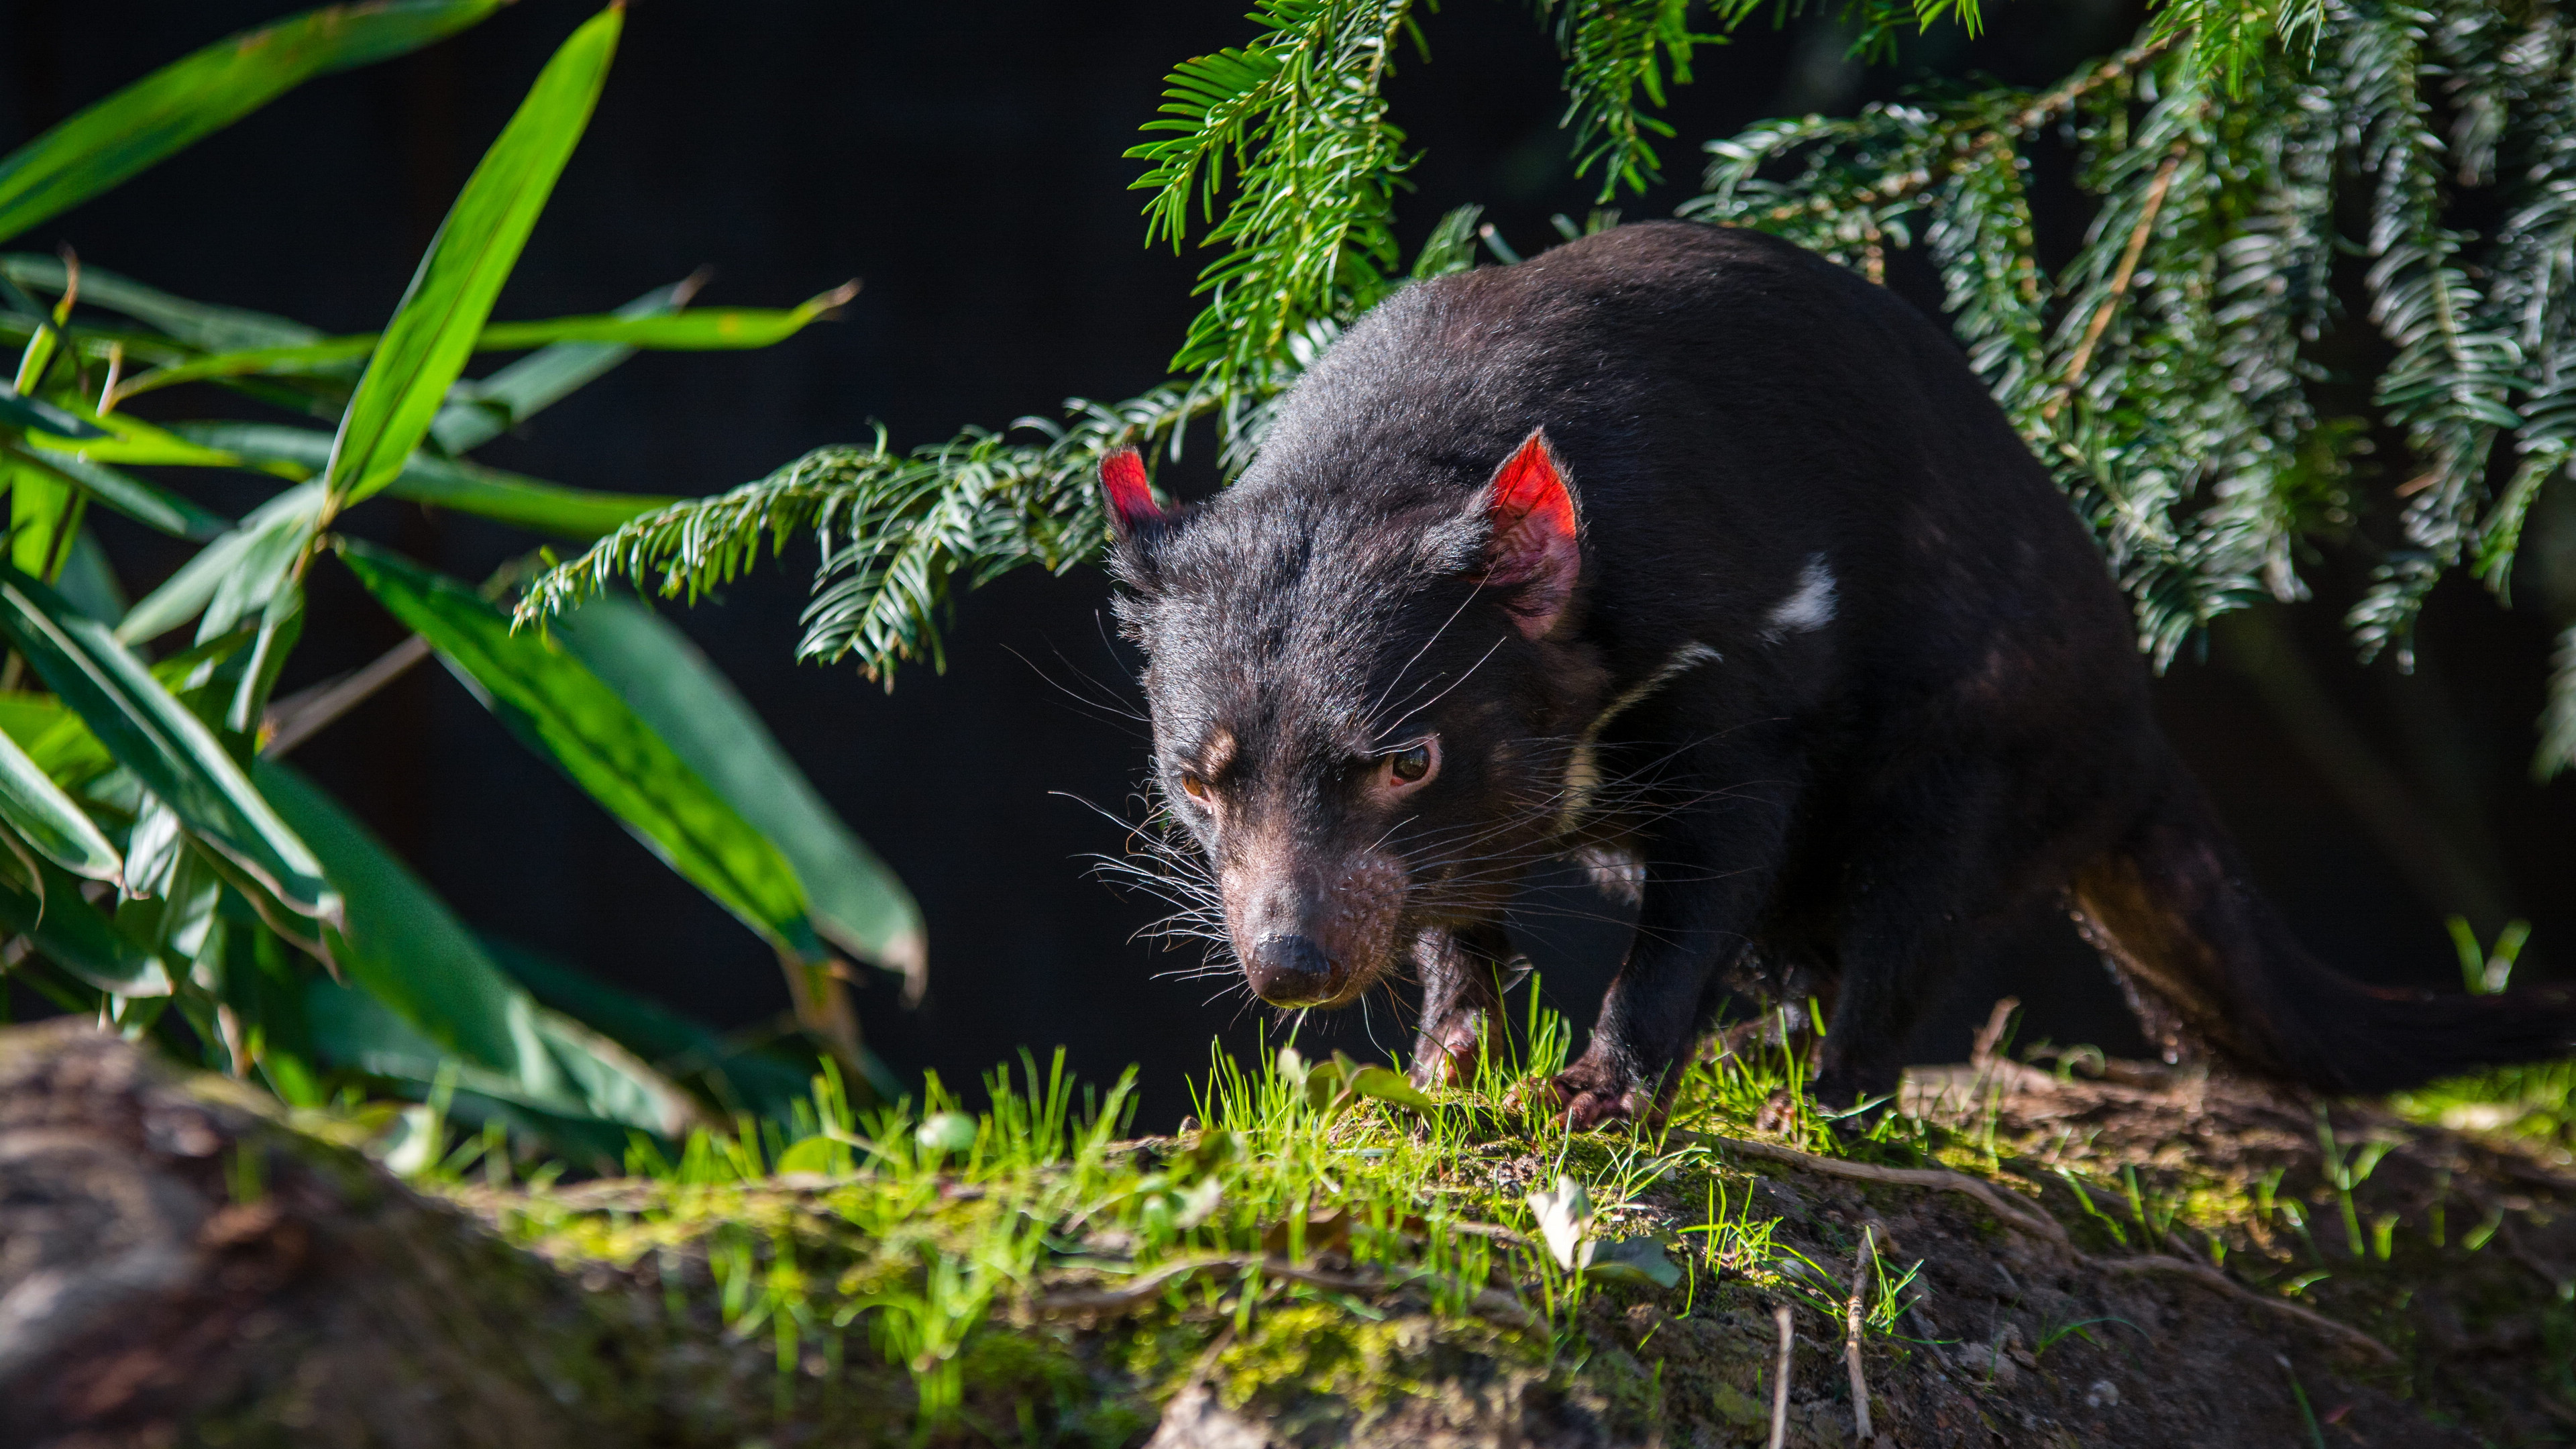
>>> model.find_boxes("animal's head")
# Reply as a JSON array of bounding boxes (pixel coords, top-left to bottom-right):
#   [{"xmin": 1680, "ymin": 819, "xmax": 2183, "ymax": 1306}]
[{"xmin": 1101, "ymin": 430, "xmax": 1601, "ymax": 1009}]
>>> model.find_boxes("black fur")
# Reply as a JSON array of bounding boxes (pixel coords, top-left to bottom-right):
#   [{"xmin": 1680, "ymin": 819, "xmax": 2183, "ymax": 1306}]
[{"xmin": 1110, "ymin": 220, "xmax": 2576, "ymax": 1124}]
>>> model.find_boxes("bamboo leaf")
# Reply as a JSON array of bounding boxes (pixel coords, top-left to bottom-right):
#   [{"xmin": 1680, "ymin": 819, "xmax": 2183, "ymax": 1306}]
[
  {"xmin": 119, "ymin": 285, "xmax": 855, "ymax": 402},
  {"xmin": 551, "ymin": 596, "xmax": 924, "ymax": 985},
  {"xmin": 3, "ymin": 443, "xmax": 232, "ymax": 541},
  {"xmin": 0, "ymin": 0, "xmax": 506, "ymax": 246},
  {"xmin": 431, "ymin": 275, "xmax": 699, "ymax": 453},
  {"xmin": 175, "ymin": 422, "xmax": 674, "ymax": 539},
  {"xmin": 0, "ymin": 724, "xmax": 119, "ymax": 881},
  {"xmin": 323, "ymin": 7, "xmax": 622, "ymax": 511},
  {"xmin": 258, "ymin": 757, "xmax": 702, "ymax": 1139},
  {"xmin": 0, "ymin": 561, "xmax": 336, "ymax": 919},
  {"xmin": 486, "ymin": 937, "xmax": 863, "ymax": 1112},
  {"xmin": 0, "ymin": 387, "xmax": 103, "ymax": 438},
  {"xmin": 0, "ymin": 851, "xmax": 170, "ymax": 996},
  {"xmin": 335, "ymin": 539, "xmax": 823, "ymax": 961},
  {"xmin": 114, "ymin": 484, "xmax": 323, "ymax": 644},
  {"xmin": 0, "ymin": 253, "xmax": 320, "ymax": 352}
]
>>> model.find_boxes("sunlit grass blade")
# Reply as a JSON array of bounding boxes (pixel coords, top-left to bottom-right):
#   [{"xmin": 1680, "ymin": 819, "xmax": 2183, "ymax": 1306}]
[
  {"xmin": 335, "ymin": 539, "xmax": 824, "ymax": 963},
  {"xmin": 553, "ymin": 596, "xmax": 925, "ymax": 987},
  {"xmin": 321, "ymin": 6, "xmax": 622, "ymax": 512},
  {"xmin": 0, "ymin": 0, "xmax": 506, "ymax": 246},
  {"xmin": 0, "ymin": 561, "xmax": 337, "ymax": 920}
]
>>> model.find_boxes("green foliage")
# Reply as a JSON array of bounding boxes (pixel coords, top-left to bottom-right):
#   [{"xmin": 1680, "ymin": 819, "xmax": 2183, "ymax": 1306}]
[
  {"xmin": 0, "ymin": 3, "xmax": 918, "ymax": 1155},
  {"xmin": 1130, "ymin": 1, "xmax": 1424, "ymax": 417},
  {"xmin": 0, "ymin": 0, "xmax": 505, "ymax": 247},
  {"xmin": 321, "ymin": 6, "xmax": 621, "ymax": 515},
  {"xmin": 529, "ymin": 0, "xmax": 2454, "ymax": 726},
  {"xmin": 1684, "ymin": 1, "xmax": 2576, "ymax": 774},
  {"xmin": 517, "ymin": 389, "xmax": 1211, "ymax": 676}
]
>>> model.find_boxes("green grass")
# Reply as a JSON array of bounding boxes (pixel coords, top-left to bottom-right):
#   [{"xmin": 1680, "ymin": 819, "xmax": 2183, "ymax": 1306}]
[
  {"xmin": 444, "ymin": 994, "xmax": 1962, "ymax": 1438},
  {"xmin": 400, "ymin": 989, "xmax": 2576, "ymax": 1441}
]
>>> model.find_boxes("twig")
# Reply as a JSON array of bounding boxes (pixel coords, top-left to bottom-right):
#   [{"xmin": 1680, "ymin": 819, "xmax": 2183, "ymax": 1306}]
[
  {"xmin": 2044, "ymin": 142, "xmax": 2189, "ymax": 422},
  {"xmin": 1970, "ymin": 997, "xmax": 2021, "ymax": 1070},
  {"xmin": 1030, "ymin": 1253, "xmax": 1529, "ymax": 1328},
  {"xmin": 2096, "ymin": 1254, "xmax": 2396, "ymax": 1361},
  {"xmin": 1769, "ymin": 1303, "xmax": 1795, "ymax": 1449},
  {"xmin": 1690, "ymin": 1131, "xmax": 2072, "ymax": 1245},
  {"xmin": 1845, "ymin": 1225, "xmax": 1875, "ymax": 1443},
  {"xmin": 2009, "ymin": 34, "xmax": 2178, "ymax": 136},
  {"xmin": 262, "ymin": 635, "xmax": 435, "ymax": 758}
]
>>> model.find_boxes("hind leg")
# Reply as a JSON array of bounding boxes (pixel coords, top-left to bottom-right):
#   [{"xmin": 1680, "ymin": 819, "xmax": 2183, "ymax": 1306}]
[{"xmin": 1811, "ymin": 765, "xmax": 2080, "ymax": 1107}]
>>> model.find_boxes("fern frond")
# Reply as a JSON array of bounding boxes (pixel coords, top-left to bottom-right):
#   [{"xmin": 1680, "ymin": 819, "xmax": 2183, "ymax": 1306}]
[
  {"xmin": 1537, "ymin": 1, "xmax": 1711, "ymax": 201},
  {"xmin": 2540, "ymin": 619, "xmax": 2576, "ymax": 781},
  {"xmin": 1127, "ymin": 0, "xmax": 1421, "ymax": 416},
  {"xmin": 2145, "ymin": 0, "xmax": 2328, "ymax": 95},
  {"xmin": 2342, "ymin": 1, "xmax": 2523, "ymax": 669},
  {"xmin": 516, "ymin": 386, "xmax": 1215, "ymax": 682}
]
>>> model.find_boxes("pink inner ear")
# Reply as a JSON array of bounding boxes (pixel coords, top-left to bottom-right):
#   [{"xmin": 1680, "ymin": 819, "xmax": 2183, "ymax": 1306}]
[
  {"xmin": 1478, "ymin": 430, "xmax": 1581, "ymax": 638},
  {"xmin": 1489, "ymin": 431, "xmax": 1577, "ymax": 555},
  {"xmin": 1099, "ymin": 447, "xmax": 1162, "ymax": 539}
]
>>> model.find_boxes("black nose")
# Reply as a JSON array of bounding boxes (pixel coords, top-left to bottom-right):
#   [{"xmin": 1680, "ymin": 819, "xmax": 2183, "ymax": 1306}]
[{"xmin": 1246, "ymin": 934, "xmax": 1334, "ymax": 1005}]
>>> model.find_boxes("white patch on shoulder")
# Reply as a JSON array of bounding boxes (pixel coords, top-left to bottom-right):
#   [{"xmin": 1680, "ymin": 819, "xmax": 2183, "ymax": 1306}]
[
  {"xmin": 1762, "ymin": 553, "xmax": 1837, "ymax": 642},
  {"xmin": 1555, "ymin": 641, "xmax": 1722, "ymax": 835}
]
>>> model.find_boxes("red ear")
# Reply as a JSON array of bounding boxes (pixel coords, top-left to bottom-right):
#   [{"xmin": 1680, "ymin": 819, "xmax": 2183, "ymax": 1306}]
[
  {"xmin": 1477, "ymin": 428, "xmax": 1581, "ymax": 638},
  {"xmin": 1099, "ymin": 447, "xmax": 1163, "ymax": 541}
]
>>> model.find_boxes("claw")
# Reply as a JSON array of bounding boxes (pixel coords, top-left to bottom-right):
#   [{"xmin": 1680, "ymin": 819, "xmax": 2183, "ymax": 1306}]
[{"xmin": 1411, "ymin": 1012, "xmax": 1486, "ymax": 1089}]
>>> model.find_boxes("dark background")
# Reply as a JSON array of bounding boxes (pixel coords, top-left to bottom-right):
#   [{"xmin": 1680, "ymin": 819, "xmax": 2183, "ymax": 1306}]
[{"xmin": 4, "ymin": 0, "xmax": 2569, "ymax": 1128}]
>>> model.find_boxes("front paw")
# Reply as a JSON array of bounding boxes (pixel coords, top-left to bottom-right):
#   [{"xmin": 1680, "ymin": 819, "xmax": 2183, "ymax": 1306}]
[
  {"xmin": 1549, "ymin": 1056, "xmax": 1646, "ymax": 1132},
  {"xmin": 1409, "ymin": 1011, "xmax": 1486, "ymax": 1089}
]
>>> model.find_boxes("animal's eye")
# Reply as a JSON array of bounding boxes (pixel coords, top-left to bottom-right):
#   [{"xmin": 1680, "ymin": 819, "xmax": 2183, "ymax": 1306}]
[
  {"xmin": 1387, "ymin": 743, "xmax": 1432, "ymax": 784},
  {"xmin": 1179, "ymin": 771, "xmax": 1211, "ymax": 803}
]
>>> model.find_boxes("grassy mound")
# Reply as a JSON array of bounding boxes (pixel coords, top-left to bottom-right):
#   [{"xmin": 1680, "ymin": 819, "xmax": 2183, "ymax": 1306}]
[{"xmin": 7, "ymin": 1008, "xmax": 2574, "ymax": 1446}]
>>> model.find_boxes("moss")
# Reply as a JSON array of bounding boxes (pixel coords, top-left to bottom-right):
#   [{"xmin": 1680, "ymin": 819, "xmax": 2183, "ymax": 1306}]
[{"xmin": 1212, "ymin": 1304, "xmax": 1445, "ymax": 1411}]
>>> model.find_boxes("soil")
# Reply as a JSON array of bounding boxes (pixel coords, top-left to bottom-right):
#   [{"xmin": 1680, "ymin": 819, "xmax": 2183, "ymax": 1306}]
[{"xmin": 4, "ymin": 1020, "xmax": 2572, "ymax": 1447}]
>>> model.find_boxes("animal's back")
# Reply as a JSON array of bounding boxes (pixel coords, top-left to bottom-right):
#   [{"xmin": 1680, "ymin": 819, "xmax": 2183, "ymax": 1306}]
[{"xmin": 1251, "ymin": 220, "xmax": 2146, "ymax": 754}]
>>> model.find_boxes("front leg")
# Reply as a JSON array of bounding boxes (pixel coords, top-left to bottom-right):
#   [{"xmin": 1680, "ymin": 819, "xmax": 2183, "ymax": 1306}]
[
  {"xmin": 1410, "ymin": 921, "xmax": 1514, "ymax": 1087},
  {"xmin": 1554, "ymin": 741, "xmax": 1799, "ymax": 1129}
]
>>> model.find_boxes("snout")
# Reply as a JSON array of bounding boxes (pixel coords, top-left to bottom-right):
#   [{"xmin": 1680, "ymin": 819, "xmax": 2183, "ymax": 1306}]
[
  {"xmin": 1246, "ymin": 933, "xmax": 1336, "ymax": 1006},
  {"xmin": 1224, "ymin": 846, "xmax": 1411, "ymax": 1009}
]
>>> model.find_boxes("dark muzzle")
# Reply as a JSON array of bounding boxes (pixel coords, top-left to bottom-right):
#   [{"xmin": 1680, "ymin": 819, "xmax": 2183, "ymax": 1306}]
[{"xmin": 1245, "ymin": 933, "xmax": 1334, "ymax": 1006}]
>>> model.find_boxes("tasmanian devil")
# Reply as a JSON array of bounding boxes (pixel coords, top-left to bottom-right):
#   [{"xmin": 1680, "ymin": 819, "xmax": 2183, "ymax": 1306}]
[{"xmin": 1097, "ymin": 219, "xmax": 2575, "ymax": 1127}]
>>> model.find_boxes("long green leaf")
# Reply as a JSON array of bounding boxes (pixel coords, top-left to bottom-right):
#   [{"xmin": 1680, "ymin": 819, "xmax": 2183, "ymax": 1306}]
[
  {"xmin": 0, "ymin": 387, "xmax": 103, "ymax": 438},
  {"xmin": 258, "ymin": 759, "xmax": 701, "ymax": 1139},
  {"xmin": 119, "ymin": 286, "xmax": 855, "ymax": 400},
  {"xmin": 0, "ymin": 853, "xmax": 170, "ymax": 996},
  {"xmin": 0, "ymin": 561, "xmax": 335, "ymax": 919},
  {"xmin": 3, "ymin": 443, "xmax": 232, "ymax": 540},
  {"xmin": 0, "ymin": 253, "xmax": 321, "ymax": 352},
  {"xmin": 554, "ymin": 596, "xmax": 924, "ymax": 985},
  {"xmin": 335, "ymin": 539, "xmax": 823, "ymax": 961},
  {"xmin": 0, "ymin": 1, "xmax": 505, "ymax": 247},
  {"xmin": 303, "ymin": 979, "xmax": 692, "ymax": 1162},
  {"xmin": 0, "ymin": 726, "xmax": 119, "ymax": 881},
  {"xmin": 431, "ymin": 275, "xmax": 699, "ymax": 453},
  {"xmin": 114, "ymin": 483, "xmax": 323, "ymax": 643},
  {"xmin": 323, "ymin": 7, "xmax": 622, "ymax": 511},
  {"xmin": 485, "ymin": 937, "xmax": 861, "ymax": 1113},
  {"xmin": 174, "ymin": 423, "xmax": 674, "ymax": 539}
]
